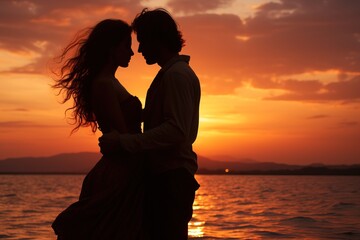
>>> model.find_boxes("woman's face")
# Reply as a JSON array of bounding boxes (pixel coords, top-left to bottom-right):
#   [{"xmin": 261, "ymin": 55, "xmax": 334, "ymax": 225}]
[{"xmin": 114, "ymin": 35, "xmax": 134, "ymax": 68}]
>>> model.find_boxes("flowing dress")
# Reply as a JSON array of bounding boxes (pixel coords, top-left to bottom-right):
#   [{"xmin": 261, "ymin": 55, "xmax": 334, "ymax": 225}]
[{"xmin": 52, "ymin": 96, "xmax": 144, "ymax": 240}]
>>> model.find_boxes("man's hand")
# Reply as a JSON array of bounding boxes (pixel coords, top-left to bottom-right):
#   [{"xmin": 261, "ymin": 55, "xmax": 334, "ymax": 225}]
[{"xmin": 98, "ymin": 130, "xmax": 121, "ymax": 155}]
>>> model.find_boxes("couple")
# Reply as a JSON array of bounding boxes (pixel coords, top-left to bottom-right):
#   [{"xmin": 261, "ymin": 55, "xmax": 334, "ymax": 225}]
[{"xmin": 51, "ymin": 8, "xmax": 201, "ymax": 240}]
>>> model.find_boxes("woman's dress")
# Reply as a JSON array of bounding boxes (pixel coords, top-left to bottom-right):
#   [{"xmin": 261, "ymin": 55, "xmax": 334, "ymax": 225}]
[{"xmin": 52, "ymin": 96, "xmax": 144, "ymax": 240}]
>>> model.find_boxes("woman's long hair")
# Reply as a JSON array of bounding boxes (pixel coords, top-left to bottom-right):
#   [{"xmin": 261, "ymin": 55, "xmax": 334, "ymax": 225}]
[{"xmin": 52, "ymin": 19, "xmax": 132, "ymax": 134}]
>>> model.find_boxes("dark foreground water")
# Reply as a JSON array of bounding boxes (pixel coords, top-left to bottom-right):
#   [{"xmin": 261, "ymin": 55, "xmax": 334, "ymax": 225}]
[{"xmin": 0, "ymin": 174, "xmax": 359, "ymax": 239}]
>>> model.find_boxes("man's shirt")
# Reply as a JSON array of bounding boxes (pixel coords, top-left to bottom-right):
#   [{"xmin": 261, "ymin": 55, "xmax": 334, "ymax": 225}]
[{"xmin": 118, "ymin": 55, "xmax": 201, "ymax": 175}]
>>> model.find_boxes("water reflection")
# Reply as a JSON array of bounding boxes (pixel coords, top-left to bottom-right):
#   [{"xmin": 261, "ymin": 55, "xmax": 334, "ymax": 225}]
[
  {"xmin": 189, "ymin": 197, "xmax": 205, "ymax": 237},
  {"xmin": 188, "ymin": 217, "xmax": 205, "ymax": 237},
  {"xmin": 1, "ymin": 175, "xmax": 360, "ymax": 239},
  {"xmin": 187, "ymin": 175, "xmax": 360, "ymax": 239},
  {"xmin": 188, "ymin": 174, "xmax": 244, "ymax": 238}
]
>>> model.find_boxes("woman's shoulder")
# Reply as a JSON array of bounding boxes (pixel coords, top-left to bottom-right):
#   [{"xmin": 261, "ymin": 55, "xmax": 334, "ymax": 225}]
[
  {"xmin": 91, "ymin": 76, "xmax": 114, "ymax": 97},
  {"xmin": 92, "ymin": 75, "xmax": 114, "ymax": 88},
  {"xmin": 92, "ymin": 76, "xmax": 131, "ymax": 102}
]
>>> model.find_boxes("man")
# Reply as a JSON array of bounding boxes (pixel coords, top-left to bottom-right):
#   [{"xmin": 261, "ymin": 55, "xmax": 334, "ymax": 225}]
[{"xmin": 99, "ymin": 8, "xmax": 200, "ymax": 240}]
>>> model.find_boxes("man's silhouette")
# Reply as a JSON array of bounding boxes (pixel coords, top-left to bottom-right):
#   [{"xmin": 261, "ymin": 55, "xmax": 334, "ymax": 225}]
[{"xmin": 99, "ymin": 8, "xmax": 201, "ymax": 240}]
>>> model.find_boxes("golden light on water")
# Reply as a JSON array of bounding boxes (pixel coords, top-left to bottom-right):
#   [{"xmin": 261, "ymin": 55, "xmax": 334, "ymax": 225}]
[
  {"xmin": 2, "ymin": 174, "xmax": 360, "ymax": 239},
  {"xmin": 188, "ymin": 196, "xmax": 206, "ymax": 238},
  {"xmin": 188, "ymin": 217, "xmax": 205, "ymax": 237}
]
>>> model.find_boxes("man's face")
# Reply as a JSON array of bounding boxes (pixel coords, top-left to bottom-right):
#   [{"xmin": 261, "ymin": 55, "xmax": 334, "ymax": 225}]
[{"xmin": 137, "ymin": 34, "xmax": 159, "ymax": 65}]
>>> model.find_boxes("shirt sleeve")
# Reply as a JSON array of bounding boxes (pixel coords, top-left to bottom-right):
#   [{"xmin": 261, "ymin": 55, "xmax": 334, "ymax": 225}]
[{"xmin": 118, "ymin": 70, "xmax": 196, "ymax": 153}]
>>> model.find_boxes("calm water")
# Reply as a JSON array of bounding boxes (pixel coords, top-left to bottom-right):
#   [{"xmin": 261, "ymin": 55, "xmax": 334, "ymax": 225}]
[{"xmin": 0, "ymin": 174, "xmax": 360, "ymax": 239}]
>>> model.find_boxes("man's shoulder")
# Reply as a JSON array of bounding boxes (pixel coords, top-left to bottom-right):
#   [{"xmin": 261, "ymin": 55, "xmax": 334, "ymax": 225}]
[
  {"xmin": 163, "ymin": 65, "xmax": 198, "ymax": 87},
  {"xmin": 167, "ymin": 61, "xmax": 190, "ymax": 73},
  {"xmin": 161, "ymin": 55, "xmax": 199, "ymax": 87},
  {"xmin": 165, "ymin": 60, "xmax": 197, "ymax": 78}
]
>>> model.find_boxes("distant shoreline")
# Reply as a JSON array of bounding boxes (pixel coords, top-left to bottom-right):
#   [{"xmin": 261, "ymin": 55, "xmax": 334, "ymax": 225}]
[
  {"xmin": 1, "ymin": 152, "xmax": 359, "ymax": 176},
  {"xmin": 1, "ymin": 169, "xmax": 359, "ymax": 176}
]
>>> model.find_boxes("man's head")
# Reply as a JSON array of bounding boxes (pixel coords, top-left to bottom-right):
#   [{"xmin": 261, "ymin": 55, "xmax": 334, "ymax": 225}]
[{"xmin": 132, "ymin": 8, "xmax": 185, "ymax": 65}]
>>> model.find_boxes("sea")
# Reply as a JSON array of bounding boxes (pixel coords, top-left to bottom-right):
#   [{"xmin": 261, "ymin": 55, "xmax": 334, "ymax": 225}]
[{"xmin": 0, "ymin": 174, "xmax": 359, "ymax": 240}]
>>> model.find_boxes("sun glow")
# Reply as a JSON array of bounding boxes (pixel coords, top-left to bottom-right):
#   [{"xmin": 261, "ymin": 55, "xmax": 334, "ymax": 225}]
[{"xmin": 236, "ymin": 35, "xmax": 250, "ymax": 41}]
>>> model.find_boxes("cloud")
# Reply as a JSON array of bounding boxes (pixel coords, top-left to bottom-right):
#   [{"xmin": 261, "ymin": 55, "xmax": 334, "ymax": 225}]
[
  {"xmin": 0, "ymin": 121, "xmax": 63, "ymax": 128},
  {"xmin": 254, "ymin": 78, "xmax": 323, "ymax": 92},
  {"xmin": 0, "ymin": 0, "xmax": 142, "ymax": 73},
  {"xmin": 307, "ymin": 115, "xmax": 329, "ymax": 120},
  {"xmin": 338, "ymin": 121, "xmax": 358, "ymax": 127},
  {"xmin": 1, "ymin": 0, "xmax": 360, "ymax": 103},
  {"xmin": 168, "ymin": 0, "xmax": 235, "ymax": 14},
  {"xmin": 0, "ymin": 121, "xmax": 36, "ymax": 128},
  {"xmin": 177, "ymin": 0, "xmax": 360, "ymax": 97},
  {"xmin": 179, "ymin": 13, "xmax": 244, "ymax": 93},
  {"xmin": 242, "ymin": 0, "xmax": 360, "ymax": 75},
  {"xmin": 1, "ymin": 108, "xmax": 29, "ymax": 112},
  {"xmin": 264, "ymin": 75, "xmax": 360, "ymax": 103}
]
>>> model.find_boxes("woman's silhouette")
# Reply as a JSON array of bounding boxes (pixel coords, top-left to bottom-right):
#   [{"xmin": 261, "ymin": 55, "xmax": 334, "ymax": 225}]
[{"xmin": 51, "ymin": 19, "xmax": 144, "ymax": 239}]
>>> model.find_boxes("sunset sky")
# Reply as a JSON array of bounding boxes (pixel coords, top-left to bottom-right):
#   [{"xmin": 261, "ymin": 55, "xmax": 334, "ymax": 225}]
[{"xmin": 0, "ymin": 0, "xmax": 359, "ymax": 165}]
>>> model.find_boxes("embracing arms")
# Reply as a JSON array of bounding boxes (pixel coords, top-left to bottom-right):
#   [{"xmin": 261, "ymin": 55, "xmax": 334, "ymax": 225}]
[{"xmin": 99, "ymin": 70, "xmax": 200, "ymax": 154}]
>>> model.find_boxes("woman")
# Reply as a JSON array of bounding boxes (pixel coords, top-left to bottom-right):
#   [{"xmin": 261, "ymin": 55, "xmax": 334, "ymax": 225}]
[{"xmin": 51, "ymin": 19, "xmax": 144, "ymax": 239}]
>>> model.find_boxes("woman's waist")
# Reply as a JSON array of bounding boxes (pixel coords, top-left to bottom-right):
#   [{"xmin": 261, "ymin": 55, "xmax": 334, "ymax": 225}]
[{"xmin": 102, "ymin": 151, "xmax": 144, "ymax": 163}]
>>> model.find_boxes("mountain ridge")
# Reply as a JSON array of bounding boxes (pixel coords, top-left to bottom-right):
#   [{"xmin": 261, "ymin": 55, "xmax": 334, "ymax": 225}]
[{"xmin": 0, "ymin": 152, "xmax": 359, "ymax": 175}]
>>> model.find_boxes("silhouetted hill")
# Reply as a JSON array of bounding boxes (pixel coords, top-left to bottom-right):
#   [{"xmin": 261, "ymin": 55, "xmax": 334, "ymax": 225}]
[
  {"xmin": 0, "ymin": 152, "xmax": 359, "ymax": 175},
  {"xmin": 208, "ymin": 155, "xmax": 257, "ymax": 163},
  {"xmin": 197, "ymin": 156, "xmax": 302, "ymax": 172},
  {"xmin": 0, "ymin": 152, "xmax": 100, "ymax": 173}
]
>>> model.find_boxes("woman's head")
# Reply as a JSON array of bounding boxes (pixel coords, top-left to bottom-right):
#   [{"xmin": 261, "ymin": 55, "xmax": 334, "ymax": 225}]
[
  {"xmin": 84, "ymin": 19, "xmax": 133, "ymax": 71},
  {"xmin": 52, "ymin": 19, "xmax": 132, "ymax": 133}
]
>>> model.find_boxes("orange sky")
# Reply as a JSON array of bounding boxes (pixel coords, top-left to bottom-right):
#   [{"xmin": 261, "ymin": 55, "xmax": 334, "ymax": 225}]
[{"xmin": 0, "ymin": 0, "xmax": 359, "ymax": 165}]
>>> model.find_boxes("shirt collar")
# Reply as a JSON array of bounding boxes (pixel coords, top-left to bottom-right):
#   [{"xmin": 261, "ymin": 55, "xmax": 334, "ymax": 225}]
[{"xmin": 160, "ymin": 55, "xmax": 190, "ymax": 73}]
